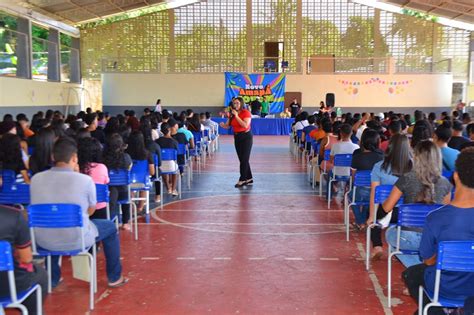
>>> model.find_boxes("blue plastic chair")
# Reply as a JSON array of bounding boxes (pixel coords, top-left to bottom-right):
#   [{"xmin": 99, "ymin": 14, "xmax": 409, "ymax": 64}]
[
  {"xmin": 387, "ymin": 203, "xmax": 443, "ymax": 307},
  {"xmin": 160, "ymin": 149, "xmax": 181, "ymax": 209},
  {"xmin": 309, "ymin": 140, "xmax": 320, "ymax": 188},
  {"xmin": 28, "ymin": 204, "xmax": 96, "ymax": 310},
  {"xmin": 0, "ymin": 241, "xmax": 42, "ymax": 315},
  {"xmin": 151, "ymin": 153, "xmax": 164, "ymax": 206},
  {"xmin": 0, "ymin": 184, "xmax": 30, "ymax": 209},
  {"xmin": 442, "ymin": 170, "xmax": 454, "ymax": 180},
  {"xmin": 344, "ymin": 170, "xmax": 372, "ymax": 241},
  {"xmin": 129, "ymin": 160, "xmax": 152, "ymax": 235},
  {"xmin": 189, "ymin": 132, "xmax": 204, "ymax": 173},
  {"xmin": 1, "ymin": 170, "xmax": 16, "ymax": 191},
  {"xmin": 365, "ymin": 185, "xmax": 405, "ymax": 271},
  {"xmin": 178, "ymin": 144, "xmax": 191, "ymax": 189},
  {"xmin": 327, "ymin": 154, "xmax": 353, "ymax": 209},
  {"xmin": 318, "ymin": 149, "xmax": 331, "ymax": 196},
  {"xmin": 419, "ymin": 241, "xmax": 474, "ymax": 315},
  {"xmin": 95, "ymin": 183, "xmax": 115, "ymax": 223}
]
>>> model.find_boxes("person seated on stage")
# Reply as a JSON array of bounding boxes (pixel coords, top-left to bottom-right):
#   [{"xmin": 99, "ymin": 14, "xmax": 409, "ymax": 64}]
[
  {"xmin": 279, "ymin": 107, "xmax": 291, "ymax": 118},
  {"xmin": 30, "ymin": 137, "xmax": 128, "ymax": 288},
  {"xmin": 402, "ymin": 147, "xmax": 474, "ymax": 315},
  {"xmin": 250, "ymin": 97, "xmax": 262, "ymax": 116}
]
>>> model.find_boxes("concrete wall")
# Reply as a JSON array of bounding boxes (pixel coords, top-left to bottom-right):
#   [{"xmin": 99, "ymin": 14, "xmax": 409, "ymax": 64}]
[
  {"xmin": 0, "ymin": 77, "xmax": 82, "ymax": 117},
  {"xmin": 102, "ymin": 72, "xmax": 453, "ymax": 115}
]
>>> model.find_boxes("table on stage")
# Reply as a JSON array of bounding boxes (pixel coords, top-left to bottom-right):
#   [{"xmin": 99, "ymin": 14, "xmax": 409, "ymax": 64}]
[{"xmin": 212, "ymin": 118, "xmax": 294, "ymax": 136}]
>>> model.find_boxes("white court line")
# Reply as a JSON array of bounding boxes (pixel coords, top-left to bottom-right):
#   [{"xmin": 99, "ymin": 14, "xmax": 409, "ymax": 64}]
[
  {"xmin": 213, "ymin": 257, "xmax": 231, "ymax": 260},
  {"xmin": 176, "ymin": 257, "xmax": 196, "ymax": 260},
  {"xmin": 140, "ymin": 222, "xmax": 345, "ymax": 226},
  {"xmin": 284, "ymin": 257, "xmax": 304, "ymax": 261},
  {"xmin": 319, "ymin": 257, "xmax": 340, "ymax": 261},
  {"xmin": 158, "ymin": 209, "xmax": 343, "ymax": 212},
  {"xmin": 248, "ymin": 257, "xmax": 266, "ymax": 260},
  {"xmin": 141, "ymin": 257, "xmax": 160, "ymax": 260},
  {"xmin": 356, "ymin": 242, "xmax": 394, "ymax": 315}
]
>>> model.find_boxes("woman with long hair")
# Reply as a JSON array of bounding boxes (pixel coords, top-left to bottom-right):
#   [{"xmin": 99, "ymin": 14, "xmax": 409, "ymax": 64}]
[
  {"xmin": 0, "ymin": 134, "xmax": 30, "ymax": 184},
  {"xmin": 368, "ymin": 134, "xmax": 412, "ymax": 259},
  {"xmin": 219, "ymin": 97, "xmax": 253, "ymax": 187},
  {"xmin": 29, "ymin": 128, "xmax": 55, "ymax": 175},
  {"xmin": 104, "ymin": 117, "xmax": 120, "ymax": 136},
  {"xmin": 78, "ymin": 137, "xmax": 110, "ymax": 219},
  {"xmin": 156, "ymin": 122, "xmax": 179, "ymax": 196},
  {"xmin": 126, "ymin": 130, "xmax": 156, "ymax": 211},
  {"xmin": 140, "ymin": 117, "xmax": 162, "ymax": 202},
  {"xmin": 377, "ymin": 140, "xmax": 452, "ymax": 257},
  {"xmin": 103, "ymin": 134, "xmax": 132, "ymax": 230},
  {"xmin": 349, "ymin": 129, "xmax": 384, "ymax": 229}
]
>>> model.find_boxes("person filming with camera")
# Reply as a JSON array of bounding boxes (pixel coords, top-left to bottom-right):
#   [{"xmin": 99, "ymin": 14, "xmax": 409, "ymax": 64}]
[{"xmin": 220, "ymin": 97, "xmax": 254, "ymax": 188}]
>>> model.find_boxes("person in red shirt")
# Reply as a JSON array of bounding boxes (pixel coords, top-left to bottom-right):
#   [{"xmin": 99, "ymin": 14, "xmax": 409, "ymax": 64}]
[{"xmin": 219, "ymin": 97, "xmax": 253, "ymax": 187}]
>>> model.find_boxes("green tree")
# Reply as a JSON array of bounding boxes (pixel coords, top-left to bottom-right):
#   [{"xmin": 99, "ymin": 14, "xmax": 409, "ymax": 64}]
[{"xmin": 302, "ymin": 18, "xmax": 342, "ymax": 57}]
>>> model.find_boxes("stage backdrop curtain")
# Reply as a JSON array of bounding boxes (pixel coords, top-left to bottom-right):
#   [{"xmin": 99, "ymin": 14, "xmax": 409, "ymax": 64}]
[{"xmin": 212, "ymin": 118, "xmax": 294, "ymax": 136}]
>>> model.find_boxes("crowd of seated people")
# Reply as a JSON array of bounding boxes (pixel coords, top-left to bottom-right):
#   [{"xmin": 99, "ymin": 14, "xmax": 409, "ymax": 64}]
[
  {"xmin": 0, "ymin": 107, "xmax": 219, "ymax": 313},
  {"xmin": 293, "ymin": 108, "xmax": 474, "ymax": 314}
]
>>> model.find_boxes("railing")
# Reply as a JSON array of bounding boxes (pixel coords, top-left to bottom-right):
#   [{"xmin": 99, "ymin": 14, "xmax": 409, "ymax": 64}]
[
  {"xmin": 0, "ymin": 28, "xmax": 28, "ymax": 78},
  {"xmin": 100, "ymin": 56, "xmax": 452, "ymax": 75},
  {"xmin": 166, "ymin": 57, "xmax": 246, "ymax": 73},
  {"xmin": 307, "ymin": 57, "xmax": 389, "ymax": 74},
  {"xmin": 395, "ymin": 57, "xmax": 452, "ymax": 74}
]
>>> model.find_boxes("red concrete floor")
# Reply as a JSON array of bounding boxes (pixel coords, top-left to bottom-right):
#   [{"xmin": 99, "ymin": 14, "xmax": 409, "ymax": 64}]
[{"xmin": 19, "ymin": 136, "xmax": 418, "ymax": 314}]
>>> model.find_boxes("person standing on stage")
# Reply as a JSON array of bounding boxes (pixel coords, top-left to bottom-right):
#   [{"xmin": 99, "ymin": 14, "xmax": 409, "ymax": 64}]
[
  {"xmin": 155, "ymin": 99, "xmax": 162, "ymax": 113},
  {"xmin": 219, "ymin": 97, "xmax": 253, "ymax": 188},
  {"xmin": 289, "ymin": 99, "xmax": 301, "ymax": 118},
  {"xmin": 261, "ymin": 96, "xmax": 269, "ymax": 118}
]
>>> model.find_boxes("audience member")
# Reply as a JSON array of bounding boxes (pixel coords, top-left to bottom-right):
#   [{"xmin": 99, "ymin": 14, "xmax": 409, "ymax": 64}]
[
  {"xmin": 402, "ymin": 148, "xmax": 474, "ymax": 315},
  {"xmin": 156, "ymin": 123, "xmax": 179, "ymax": 196},
  {"xmin": 434, "ymin": 124, "xmax": 459, "ymax": 172},
  {"xmin": 0, "ymin": 134, "xmax": 30, "ymax": 184},
  {"xmin": 29, "ymin": 128, "xmax": 55, "ymax": 175},
  {"xmin": 30, "ymin": 138, "xmax": 128, "ymax": 288},
  {"xmin": 0, "ymin": 204, "xmax": 48, "ymax": 314},
  {"xmin": 448, "ymin": 120, "xmax": 470, "ymax": 151}
]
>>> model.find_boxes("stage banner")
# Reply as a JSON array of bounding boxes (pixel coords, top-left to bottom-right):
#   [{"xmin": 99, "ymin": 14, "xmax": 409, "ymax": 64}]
[{"xmin": 224, "ymin": 72, "xmax": 286, "ymax": 114}]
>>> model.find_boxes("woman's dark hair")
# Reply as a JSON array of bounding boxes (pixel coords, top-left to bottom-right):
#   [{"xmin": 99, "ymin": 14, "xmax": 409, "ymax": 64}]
[
  {"xmin": 360, "ymin": 129, "xmax": 380, "ymax": 152},
  {"xmin": 29, "ymin": 128, "xmax": 55, "ymax": 174},
  {"xmin": 65, "ymin": 114, "xmax": 77, "ymax": 125},
  {"xmin": 103, "ymin": 134, "xmax": 128, "ymax": 170},
  {"xmin": 411, "ymin": 125, "xmax": 432, "ymax": 148},
  {"xmin": 382, "ymin": 134, "xmax": 412, "ymax": 176},
  {"xmin": 140, "ymin": 117, "xmax": 154, "ymax": 146},
  {"xmin": 187, "ymin": 115, "xmax": 201, "ymax": 132},
  {"xmin": 156, "ymin": 99, "xmax": 161, "ymax": 105},
  {"xmin": 78, "ymin": 137, "xmax": 103, "ymax": 175},
  {"xmin": 161, "ymin": 122, "xmax": 171, "ymax": 136},
  {"xmin": 0, "ymin": 134, "xmax": 23, "ymax": 173},
  {"xmin": 413, "ymin": 140, "xmax": 442, "ymax": 203},
  {"xmin": 126, "ymin": 130, "xmax": 148, "ymax": 160},
  {"xmin": 15, "ymin": 121, "xmax": 25, "ymax": 140},
  {"xmin": 404, "ymin": 114, "xmax": 412, "ymax": 126},
  {"xmin": 51, "ymin": 119, "xmax": 66, "ymax": 138}
]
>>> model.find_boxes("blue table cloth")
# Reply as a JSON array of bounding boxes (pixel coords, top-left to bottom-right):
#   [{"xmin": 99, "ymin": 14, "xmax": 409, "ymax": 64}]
[{"xmin": 212, "ymin": 118, "xmax": 294, "ymax": 136}]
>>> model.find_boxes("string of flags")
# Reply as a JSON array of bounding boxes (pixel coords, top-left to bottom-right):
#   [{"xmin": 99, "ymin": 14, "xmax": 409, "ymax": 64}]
[{"xmin": 338, "ymin": 77, "xmax": 413, "ymax": 95}]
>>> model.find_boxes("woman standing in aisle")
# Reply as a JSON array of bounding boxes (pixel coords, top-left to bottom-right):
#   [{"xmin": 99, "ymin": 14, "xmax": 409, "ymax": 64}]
[{"xmin": 219, "ymin": 97, "xmax": 253, "ymax": 188}]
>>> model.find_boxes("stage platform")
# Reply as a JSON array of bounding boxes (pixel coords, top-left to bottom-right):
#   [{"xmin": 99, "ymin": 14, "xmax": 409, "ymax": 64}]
[{"xmin": 212, "ymin": 117, "xmax": 294, "ymax": 135}]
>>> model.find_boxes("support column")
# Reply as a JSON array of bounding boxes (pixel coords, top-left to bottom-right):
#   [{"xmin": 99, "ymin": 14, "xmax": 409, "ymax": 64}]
[
  {"xmin": 168, "ymin": 9, "xmax": 175, "ymax": 73},
  {"xmin": 47, "ymin": 28, "xmax": 60, "ymax": 81},
  {"xmin": 16, "ymin": 17, "xmax": 31, "ymax": 79},
  {"xmin": 246, "ymin": 0, "xmax": 253, "ymax": 73},
  {"xmin": 295, "ymin": 0, "xmax": 302, "ymax": 73},
  {"xmin": 70, "ymin": 37, "xmax": 81, "ymax": 83}
]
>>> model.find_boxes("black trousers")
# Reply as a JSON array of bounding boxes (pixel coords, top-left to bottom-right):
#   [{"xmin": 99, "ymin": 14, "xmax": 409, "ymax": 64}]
[
  {"xmin": 234, "ymin": 131, "xmax": 253, "ymax": 181},
  {"xmin": 402, "ymin": 264, "xmax": 445, "ymax": 315},
  {"xmin": 109, "ymin": 185, "xmax": 130, "ymax": 223},
  {"xmin": 5, "ymin": 263, "xmax": 48, "ymax": 315},
  {"xmin": 371, "ymin": 206, "xmax": 399, "ymax": 248}
]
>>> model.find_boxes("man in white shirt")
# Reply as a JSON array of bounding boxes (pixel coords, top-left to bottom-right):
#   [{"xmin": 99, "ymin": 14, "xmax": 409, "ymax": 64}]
[{"xmin": 30, "ymin": 138, "xmax": 127, "ymax": 288}]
